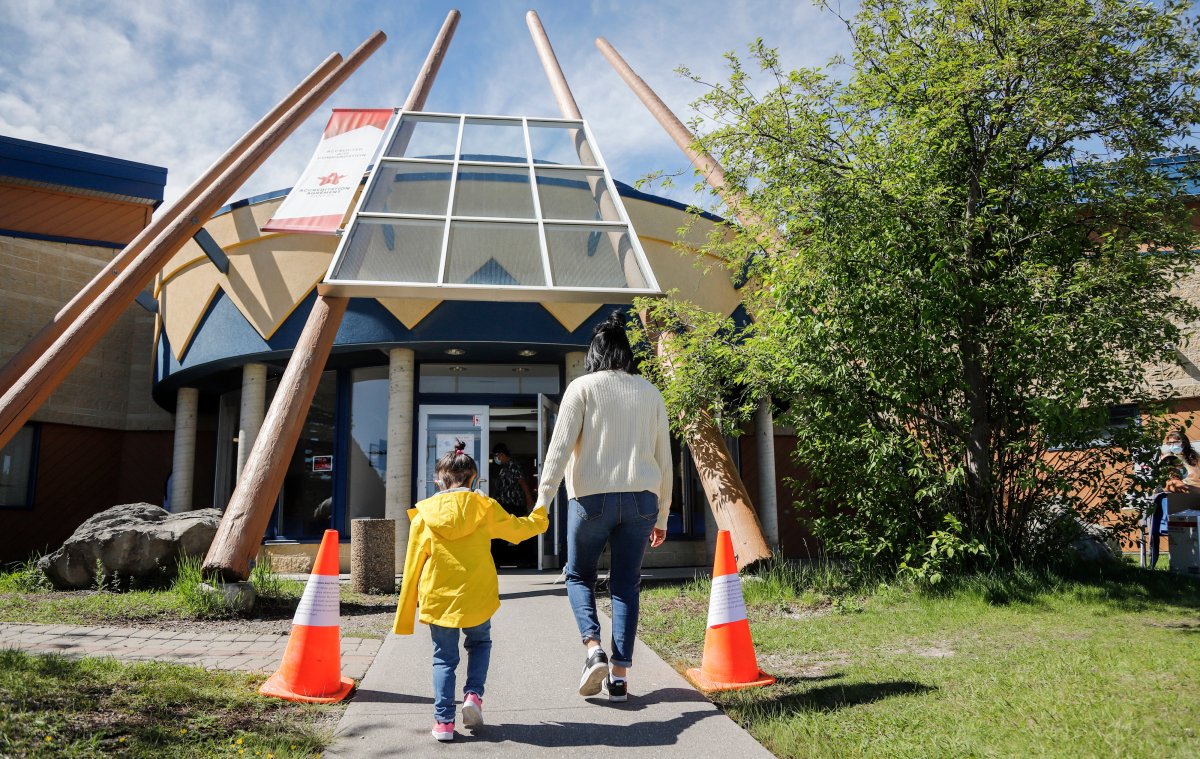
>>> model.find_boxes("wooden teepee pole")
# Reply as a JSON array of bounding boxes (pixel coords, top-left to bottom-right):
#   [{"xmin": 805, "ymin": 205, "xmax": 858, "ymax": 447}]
[
  {"xmin": 0, "ymin": 31, "xmax": 388, "ymax": 452},
  {"xmin": 203, "ymin": 10, "xmax": 461, "ymax": 581},
  {"xmin": 527, "ymin": 12, "xmax": 771, "ymax": 568},
  {"xmin": 0, "ymin": 55, "xmax": 343, "ymax": 397},
  {"xmin": 595, "ymin": 37, "xmax": 786, "ymax": 251}
]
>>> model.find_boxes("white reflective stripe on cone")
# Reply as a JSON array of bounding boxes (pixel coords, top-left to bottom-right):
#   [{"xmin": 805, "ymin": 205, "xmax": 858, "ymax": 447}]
[
  {"xmin": 707, "ymin": 572, "xmax": 748, "ymax": 627},
  {"xmin": 293, "ymin": 573, "xmax": 341, "ymax": 627}
]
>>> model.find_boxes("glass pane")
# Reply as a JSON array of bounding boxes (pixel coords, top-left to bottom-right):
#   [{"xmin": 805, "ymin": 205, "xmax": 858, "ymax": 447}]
[
  {"xmin": 460, "ymin": 118, "xmax": 527, "ymax": 162},
  {"xmin": 544, "ymin": 224, "xmax": 648, "ymax": 289},
  {"xmin": 386, "ymin": 115, "xmax": 459, "ymax": 159},
  {"xmin": 278, "ymin": 372, "xmax": 336, "ymax": 539},
  {"xmin": 419, "ymin": 365, "xmax": 560, "ymax": 395},
  {"xmin": 348, "ymin": 367, "xmax": 388, "ymax": 521},
  {"xmin": 362, "ymin": 163, "xmax": 452, "ymax": 215},
  {"xmin": 0, "ymin": 425, "xmax": 34, "ymax": 508},
  {"xmin": 453, "ymin": 166, "xmax": 534, "ymax": 219},
  {"xmin": 529, "ymin": 122, "xmax": 594, "ymax": 165},
  {"xmin": 446, "ymin": 221, "xmax": 544, "ymax": 286},
  {"xmin": 332, "ymin": 217, "xmax": 443, "ymax": 284},
  {"xmin": 536, "ymin": 169, "xmax": 622, "ymax": 221},
  {"xmin": 424, "ymin": 414, "xmax": 485, "ymax": 499}
]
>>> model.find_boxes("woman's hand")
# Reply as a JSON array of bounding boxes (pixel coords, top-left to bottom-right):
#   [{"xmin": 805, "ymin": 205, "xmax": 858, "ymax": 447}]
[{"xmin": 649, "ymin": 528, "xmax": 666, "ymax": 548}]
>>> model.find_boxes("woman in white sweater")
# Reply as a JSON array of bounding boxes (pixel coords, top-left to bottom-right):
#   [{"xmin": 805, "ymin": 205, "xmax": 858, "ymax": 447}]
[{"xmin": 535, "ymin": 311, "xmax": 673, "ymax": 703}]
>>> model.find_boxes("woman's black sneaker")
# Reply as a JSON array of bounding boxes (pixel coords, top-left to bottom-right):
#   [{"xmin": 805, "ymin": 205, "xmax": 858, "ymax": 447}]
[
  {"xmin": 579, "ymin": 648, "xmax": 609, "ymax": 696},
  {"xmin": 603, "ymin": 676, "xmax": 628, "ymax": 702}
]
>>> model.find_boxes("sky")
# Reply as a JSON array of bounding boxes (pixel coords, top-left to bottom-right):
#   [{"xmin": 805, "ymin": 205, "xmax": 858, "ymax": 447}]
[{"xmin": 0, "ymin": 0, "xmax": 851, "ymax": 213}]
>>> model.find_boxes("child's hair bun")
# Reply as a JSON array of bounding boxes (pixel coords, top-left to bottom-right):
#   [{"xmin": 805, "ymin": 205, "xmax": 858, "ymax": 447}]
[{"xmin": 453, "ymin": 439, "xmax": 466, "ymax": 454}]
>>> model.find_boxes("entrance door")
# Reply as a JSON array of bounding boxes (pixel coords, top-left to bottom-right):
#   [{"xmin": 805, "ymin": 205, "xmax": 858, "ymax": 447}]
[
  {"xmin": 537, "ymin": 394, "xmax": 567, "ymax": 570},
  {"xmin": 418, "ymin": 405, "xmax": 490, "ymax": 500}
]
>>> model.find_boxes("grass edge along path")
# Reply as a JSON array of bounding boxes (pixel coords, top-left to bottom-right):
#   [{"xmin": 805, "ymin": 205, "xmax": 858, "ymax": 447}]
[
  {"xmin": 0, "ymin": 648, "xmax": 340, "ymax": 758},
  {"xmin": 634, "ymin": 562, "xmax": 1200, "ymax": 759}
]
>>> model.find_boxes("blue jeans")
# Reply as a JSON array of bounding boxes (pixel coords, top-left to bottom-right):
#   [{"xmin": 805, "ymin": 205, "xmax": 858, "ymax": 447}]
[
  {"xmin": 429, "ymin": 620, "xmax": 491, "ymax": 723},
  {"xmin": 566, "ymin": 491, "xmax": 657, "ymax": 668}
]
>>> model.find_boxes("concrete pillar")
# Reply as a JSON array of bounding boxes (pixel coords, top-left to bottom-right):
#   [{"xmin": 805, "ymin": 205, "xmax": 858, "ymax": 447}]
[
  {"xmin": 237, "ymin": 363, "xmax": 268, "ymax": 478},
  {"xmin": 170, "ymin": 387, "xmax": 199, "ymax": 512},
  {"xmin": 351, "ymin": 518, "xmax": 396, "ymax": 594},
  {"xmin": 565, "ymin": 351, "xmax": 586, "ymax": 386},
  {"xmin": 386, "ymin": 348, "xmax": 415, "ymax": 572},
  {"xmin": 755, "ymin": 399, "xmax": 780, "ymax": 550}
]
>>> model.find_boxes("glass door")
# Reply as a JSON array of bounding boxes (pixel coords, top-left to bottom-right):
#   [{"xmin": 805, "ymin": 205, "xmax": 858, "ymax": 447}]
[
  {"xmin": 417, "ymin": 405, "xmax": 490, "ymax": 500},
  {"xmin": 537, "ymin": 393, "xmax": 567, "ymax": 570}
]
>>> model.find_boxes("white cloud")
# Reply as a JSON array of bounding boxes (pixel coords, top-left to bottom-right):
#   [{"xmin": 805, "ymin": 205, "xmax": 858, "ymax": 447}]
[{"xmin": 0, "ymin": 0, "xmax": 851, "ymax": 215}]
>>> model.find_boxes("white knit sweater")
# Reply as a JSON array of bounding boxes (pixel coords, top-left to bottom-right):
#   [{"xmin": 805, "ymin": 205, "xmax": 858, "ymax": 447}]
[{"xmin": 536, "ymin": 370, "xmax": 674, "ymax": 529}]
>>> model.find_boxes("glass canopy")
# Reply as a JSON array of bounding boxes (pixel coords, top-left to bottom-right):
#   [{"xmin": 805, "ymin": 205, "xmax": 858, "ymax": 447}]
[{"xmin": 320, "ymin": 111, "xmax": 662, "ymax": 303}]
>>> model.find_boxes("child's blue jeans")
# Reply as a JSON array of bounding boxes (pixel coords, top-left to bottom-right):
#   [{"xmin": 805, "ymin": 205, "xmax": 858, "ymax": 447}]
[{"xmin": 429, "ymin": 620, "xmax": 491, "ymax": 723}]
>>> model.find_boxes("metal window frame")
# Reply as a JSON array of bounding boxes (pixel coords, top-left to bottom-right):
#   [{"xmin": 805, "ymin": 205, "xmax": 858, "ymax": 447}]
[{"xmin": 321, "ymin": 110, "xmax": 661, "ymax": 303}]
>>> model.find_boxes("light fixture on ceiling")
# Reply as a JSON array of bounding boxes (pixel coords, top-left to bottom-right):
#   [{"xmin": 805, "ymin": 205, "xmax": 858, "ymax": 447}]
[
  {"xmin": 448, "ymin": 365, "xmax": 467, "ymax": 373},
  {"xmin": 512, "ymin": 367, "xmax": 531, "ymax": 374},
  {"xmin": 445, "ymin": 347, "xmax": 466, "ymax": 356},
  {"xmin": 517, "ymin": 349, "xmax": 537, "ymax": 357}
]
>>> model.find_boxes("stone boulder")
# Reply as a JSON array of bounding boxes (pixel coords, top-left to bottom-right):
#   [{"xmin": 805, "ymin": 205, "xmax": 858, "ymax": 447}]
[{"xmin": 37, "ymin": 503, "xmax": 221, "ymax": 589}]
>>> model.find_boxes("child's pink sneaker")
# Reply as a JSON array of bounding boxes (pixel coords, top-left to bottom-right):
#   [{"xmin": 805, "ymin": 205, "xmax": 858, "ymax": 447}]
[
  {"xmin": 431, "ymin": 721, "xmax": 454, "ymax": 742},
  {"xmin": 462, "ymin": 692, "xmax": 484, "ymax": 727}
]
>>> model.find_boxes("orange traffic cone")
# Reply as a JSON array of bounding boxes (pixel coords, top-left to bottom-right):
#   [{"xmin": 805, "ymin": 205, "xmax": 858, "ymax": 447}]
[
  {"xmin": 259, "ymin": 529, "xmax": 355, "ymax": 703},
  {"xmin": 686, "ymin": 529, "xmax": 775, "ymax": 692}
]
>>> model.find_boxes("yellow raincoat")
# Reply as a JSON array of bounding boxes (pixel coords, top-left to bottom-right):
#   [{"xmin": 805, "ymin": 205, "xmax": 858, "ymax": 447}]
[{"xmin": 392, "ymin": 489, "xmax": 548, "ymax": 634}]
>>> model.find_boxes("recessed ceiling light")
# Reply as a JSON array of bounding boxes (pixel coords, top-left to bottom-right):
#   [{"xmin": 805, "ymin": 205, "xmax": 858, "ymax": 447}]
[
  {"xmin": 512, "ymin": 367, "xmax": 531, "ymax": 373},
  {"xmin": 448, "ymin": 365, "xmax": 467, "ymax": 373},
  {"xmin": 445, "ymin": 347, "xmax": 466, "ymax": 356},
  {"xmin": 517, "ymin": 349, "xmax": 537, "ymax": 357}
]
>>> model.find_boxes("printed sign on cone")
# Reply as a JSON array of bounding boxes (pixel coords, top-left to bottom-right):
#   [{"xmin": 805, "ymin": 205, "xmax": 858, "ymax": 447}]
[
  {"xmin": 262, "ymin": 109, "xmax": 393, "ymax": 235},
  {"xmin": 259, "ymin": 529, "xmax": 355, "ymax": 703},
  {"xmin": 686, "ymin": 529, "xmax": 775, "ymax": 692}
]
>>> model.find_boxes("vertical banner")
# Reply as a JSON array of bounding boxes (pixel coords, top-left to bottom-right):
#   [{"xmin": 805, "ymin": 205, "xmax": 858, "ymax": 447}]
[{"xmin": 262, "ymin": 108, "xmax": 393, "ymax": 235}]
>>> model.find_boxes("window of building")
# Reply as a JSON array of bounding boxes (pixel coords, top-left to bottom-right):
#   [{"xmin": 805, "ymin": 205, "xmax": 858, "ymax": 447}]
[
  {"xmin": 347, "ymin": 366, "xmax": 389, "ymax": 521},
  {"xmin": 0, "ymin": 425, "xmax": 37, "ymax": 509},
  {"xmin": 419, "ymin": 364, "xmax": 559, "ymax": 395},
  {"xmin": 324, "ymin": 112, "xmax": 660, "ymax": 304}
]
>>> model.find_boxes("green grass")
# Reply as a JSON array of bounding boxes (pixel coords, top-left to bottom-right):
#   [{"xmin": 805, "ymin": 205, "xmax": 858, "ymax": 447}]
[
  {"xmin": 0, "ymin": 648, "xmax": 337, "ymax": 757},
  {"xmin": 637, "ymin": 561, "xmax": 1200, "ymax": 758},
  {"xmin": 0, "ymin": 558, "xmax": 319, "ymax": 625}
]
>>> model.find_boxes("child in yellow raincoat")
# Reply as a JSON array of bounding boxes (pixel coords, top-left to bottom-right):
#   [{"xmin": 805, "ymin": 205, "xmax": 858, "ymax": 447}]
[{"xmin": 393, "ymin": 439, "xmax": 547, "ymax": 742}]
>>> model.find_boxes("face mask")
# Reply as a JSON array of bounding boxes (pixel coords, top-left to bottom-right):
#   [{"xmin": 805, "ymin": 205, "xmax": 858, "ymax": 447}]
[
  {"xmin": 1163, "ymin": 444, "xmax": 1184, "ymax": 457},
  {"xmin": 493, "ymin": 456, "xmax": 503, "ymax": 465}
]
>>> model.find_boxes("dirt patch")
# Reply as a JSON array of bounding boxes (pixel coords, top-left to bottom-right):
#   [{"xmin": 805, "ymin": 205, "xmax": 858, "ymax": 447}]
[
  {"xmin": 759, "ymin": 651, "xmax": 853, "ymax": 679},
  {"xmin": 0, "ymin": 589, "xmax": 398, "ymax": 638},
  {"xmin": 887, "ymin": 641, "xmax": 955, "ymax": 658}
]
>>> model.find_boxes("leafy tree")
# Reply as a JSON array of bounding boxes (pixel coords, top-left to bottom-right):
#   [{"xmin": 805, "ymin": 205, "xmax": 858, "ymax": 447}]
[{"xmin": 636, "ymin": 0, "xmax": 1200, "ymax": 572}]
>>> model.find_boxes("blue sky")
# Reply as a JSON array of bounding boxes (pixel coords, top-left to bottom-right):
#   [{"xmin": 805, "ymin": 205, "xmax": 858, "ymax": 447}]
[{"xmin": 0, "ymin": 1, "xmax": 851, "ymax": 211}]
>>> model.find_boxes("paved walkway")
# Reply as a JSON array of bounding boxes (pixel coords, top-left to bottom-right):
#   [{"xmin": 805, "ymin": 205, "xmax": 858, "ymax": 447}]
[
  {"xmin": 326, "ymin": 571, "xmax": 773, "ymax": 758},
  {"xmin": 0, "ymin": 569, "xmax": 773, "ymax": 757},
  {"xmin": 0, "ymin": 622, "xmax": 380, "ymax": 679}
]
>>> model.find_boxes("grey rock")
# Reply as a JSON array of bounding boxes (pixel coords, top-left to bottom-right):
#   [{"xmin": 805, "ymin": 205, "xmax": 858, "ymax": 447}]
[
  {"xmin": 198, "ymin": 581, "xmax": 257, "ymax": 612},
  {"xmin": 37, "ymin": 503, "xmax": 221, "ymax": 589}
]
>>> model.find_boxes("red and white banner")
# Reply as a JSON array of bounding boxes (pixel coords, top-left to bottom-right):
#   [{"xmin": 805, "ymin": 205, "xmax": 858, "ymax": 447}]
[{"xmin": 262, "ymin": 108, "xmax": 393, "ymax": 235}]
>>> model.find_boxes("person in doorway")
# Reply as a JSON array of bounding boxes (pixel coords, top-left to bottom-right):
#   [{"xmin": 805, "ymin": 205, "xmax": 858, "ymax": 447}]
[
  {"xmin": 1149, "ymin": 429, "xmax": 1200, "ymax": 568},
  {"xmin": 536, "ymin": 310, "xmax": 672, "ymax": 703},
  {"xmin": 491, "ymin": 443, "xmax": 533, "ymax": 516},
  {"xmin": 393, "ymin": 440, "xmax": 547, "ymax": 742}
]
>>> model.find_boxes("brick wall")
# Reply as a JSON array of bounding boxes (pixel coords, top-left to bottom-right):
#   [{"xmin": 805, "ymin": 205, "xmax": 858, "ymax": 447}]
[{"xmin": 0, "ymin": 234, "xmax": 173, "ymax": 432}]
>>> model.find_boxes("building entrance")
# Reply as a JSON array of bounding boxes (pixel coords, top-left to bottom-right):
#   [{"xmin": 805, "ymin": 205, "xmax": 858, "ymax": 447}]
[{"xmin": 488, "ymin": 408, "xmax": 539, "ymax": 569}]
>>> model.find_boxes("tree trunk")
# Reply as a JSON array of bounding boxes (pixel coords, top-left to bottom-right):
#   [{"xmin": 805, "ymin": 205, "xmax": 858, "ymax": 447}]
[{"xmin": 653, "ymin": 322, "xmax": 773, "ymax": 569}]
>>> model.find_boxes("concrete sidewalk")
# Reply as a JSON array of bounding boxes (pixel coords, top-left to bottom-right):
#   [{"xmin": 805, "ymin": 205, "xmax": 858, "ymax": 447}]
[
  {"xmin": 326, "ymin": 571, "xmax": 772, "ymax": 758},
  {"xmin": 0, "ymin": 622, "xmax": 380, "ymax": 678}
]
